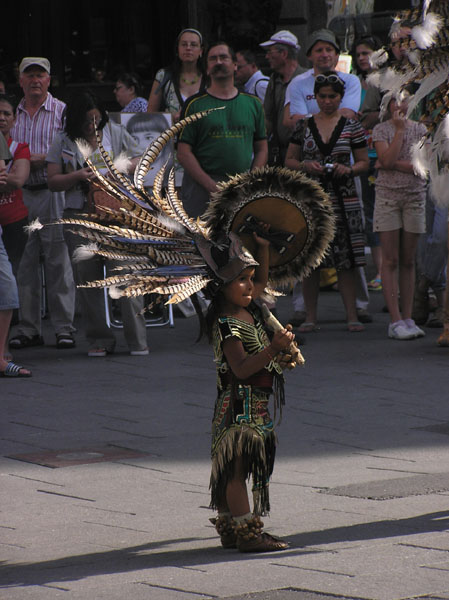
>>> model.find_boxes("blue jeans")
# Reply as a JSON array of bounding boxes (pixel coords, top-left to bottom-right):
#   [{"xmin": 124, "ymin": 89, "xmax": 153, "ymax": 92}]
[
  {"xmin": 0, "ymin": 232, "xmax": 19, "ymax": 310},
  {"xmin": 416, "ymin": 190, "xmax": 448, "ymax": 291}
]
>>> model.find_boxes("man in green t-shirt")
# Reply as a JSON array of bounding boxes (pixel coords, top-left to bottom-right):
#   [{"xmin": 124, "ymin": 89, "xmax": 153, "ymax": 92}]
[{"xmin": 178, "ymin": 41, "xmax": 268, "ymax": 218}]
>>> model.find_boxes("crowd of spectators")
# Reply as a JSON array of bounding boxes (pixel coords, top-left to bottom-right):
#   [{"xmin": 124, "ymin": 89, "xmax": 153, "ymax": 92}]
[{"xmin": 1, "ymin": 22, "xmax": 447, "ymax": 376}]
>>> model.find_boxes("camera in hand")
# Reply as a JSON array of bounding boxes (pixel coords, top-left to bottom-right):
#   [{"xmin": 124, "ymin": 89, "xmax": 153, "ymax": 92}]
[{"xmin": 323, "ymin": 162, "xmax": 335, "ymax": 175}]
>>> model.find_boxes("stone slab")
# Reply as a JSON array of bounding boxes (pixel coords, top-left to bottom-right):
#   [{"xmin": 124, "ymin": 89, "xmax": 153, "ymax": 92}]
[
  {"xmin": 7, "ymin": 445, "xmax": 149, "ymax": 468},
  {"xmin": 322, "ymin": 473, "xmax": 449, "ymax": 500}
]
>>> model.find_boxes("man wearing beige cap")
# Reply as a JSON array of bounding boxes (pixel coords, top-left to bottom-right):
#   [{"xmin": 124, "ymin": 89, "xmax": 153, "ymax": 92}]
[
  {"xmin": 9, "ymin": 57, "xmax": 76, "ymax": 350},
  {"xmin": 260, "ymin": 30, "xmax": 306, "ymax": 166}
]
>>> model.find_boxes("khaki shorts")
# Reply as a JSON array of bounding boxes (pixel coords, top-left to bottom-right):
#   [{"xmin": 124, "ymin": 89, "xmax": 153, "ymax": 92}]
[{"xmin": 374, "ymin": 190, "xmax": 426, "ymax": 233}]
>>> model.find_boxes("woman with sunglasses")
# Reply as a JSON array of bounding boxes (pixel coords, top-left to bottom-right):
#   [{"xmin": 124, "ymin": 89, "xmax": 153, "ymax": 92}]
[
  {"xmin": 285, "ymin": 71, "xmax": 369, "ymax": 333},
  {"xmin": 114, "ymin": 72, "xmax": 148, "ymax": 113},
  {"xmin": 147, "ymin": 28, "xmax": 206, "ymax": 122}
]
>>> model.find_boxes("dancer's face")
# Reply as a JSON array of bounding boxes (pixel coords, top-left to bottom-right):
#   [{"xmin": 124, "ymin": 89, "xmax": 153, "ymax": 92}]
[{"xmin": 222, "ymin": 267, "xmax": 255, "ymax": 309}]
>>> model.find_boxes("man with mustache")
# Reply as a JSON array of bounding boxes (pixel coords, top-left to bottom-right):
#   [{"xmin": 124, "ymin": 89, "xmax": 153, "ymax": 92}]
[{"xmin": 178, "ymin": 42, "xmax": 268, "ymax": 218}]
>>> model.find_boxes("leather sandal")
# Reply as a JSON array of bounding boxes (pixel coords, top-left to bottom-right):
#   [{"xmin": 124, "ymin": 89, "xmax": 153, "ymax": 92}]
[
  {"xmin": 235, "ymin": 515, "xmax": 288, "ymax": 553},
  {"xmin": 56, "ymin": 332, "xmax": 76, "ymax": 349}
]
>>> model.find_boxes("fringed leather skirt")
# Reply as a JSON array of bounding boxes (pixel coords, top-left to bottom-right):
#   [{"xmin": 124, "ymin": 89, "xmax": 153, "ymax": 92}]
[{"xmin": 210, "ymin": 371, "xmax": 276, "ymax": 516}]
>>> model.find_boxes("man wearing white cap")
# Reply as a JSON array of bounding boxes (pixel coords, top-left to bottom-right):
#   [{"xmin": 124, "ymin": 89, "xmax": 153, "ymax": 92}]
[
  {"xmin": 260, "ymin": 30, "xmax": 306, "ymax": 166},
  {"xmin": 9, "ymin": 57, "xmax": 76, "ymax": 350}
]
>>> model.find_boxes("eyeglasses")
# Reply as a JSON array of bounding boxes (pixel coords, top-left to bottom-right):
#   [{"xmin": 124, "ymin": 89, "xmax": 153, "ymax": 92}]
[
  {"xmin": 315, "ymin": 74, "xmax": 344, "ymax": 86},
  {"xmin": 265, "ymin": 48, "xmax": 282, "ymax": 56},
  {"xmin": 236, "ymin": 62, "xmax": 250, "ymax": 70}
]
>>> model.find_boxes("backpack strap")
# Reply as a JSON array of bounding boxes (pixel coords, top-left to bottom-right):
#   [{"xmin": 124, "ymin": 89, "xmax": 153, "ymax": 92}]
[{"xmin": 254, "ymin": 77, "xmax": 269, "ymax": 99}]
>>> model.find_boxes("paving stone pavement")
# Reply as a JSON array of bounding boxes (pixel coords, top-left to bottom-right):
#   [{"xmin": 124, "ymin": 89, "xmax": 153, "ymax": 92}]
[{"xmin": 1, "ymin": 286, "xmax": 449, "ymax": 600}]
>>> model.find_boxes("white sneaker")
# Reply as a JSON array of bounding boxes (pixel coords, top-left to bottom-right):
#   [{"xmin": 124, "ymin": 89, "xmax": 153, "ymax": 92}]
[
  {"xmin": 388, "ymin": 320, "xmax": 415, "ymax": 340},
  {"xmin": 130, "ymin": 347, "xmax": 149, "ymax": 356},
  {"xmin": 405, "ymin": 319, "xmax": 426, "ymax": 338}
]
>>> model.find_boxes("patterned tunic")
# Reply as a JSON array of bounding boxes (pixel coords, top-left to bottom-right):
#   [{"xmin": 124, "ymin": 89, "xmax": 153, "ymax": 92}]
[
  {"xmin": 290, "ymin": 116, "xmax": 367, "ymax": 269},
  {"xmin": 210, "ymin": 304, "xmax": 284, "ymax": 515}
]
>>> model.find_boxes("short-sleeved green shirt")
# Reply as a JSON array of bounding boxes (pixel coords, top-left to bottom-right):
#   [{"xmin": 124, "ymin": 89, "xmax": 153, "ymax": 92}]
[{"xmin": 179, "ymin": 91, "xmax": 266, "ymax": 179}]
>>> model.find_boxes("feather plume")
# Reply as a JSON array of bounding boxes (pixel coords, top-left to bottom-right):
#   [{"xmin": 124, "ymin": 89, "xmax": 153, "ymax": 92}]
[
  {"xmin": 109, "ymin": 285, "xmax": 125, "ymax": 299},
  {"xmin": 370, "ymin": 48, "xmax": 389, "ymax": 69},
  {"xmin": 406, "ymin": 66, "xmax": 449, "ymax": 116},
  {"xmin": 75, "ymin": 138, "xmax": 93, "ymax": 159},
  {"xmin": 366, "ymin": 71, "xmax": 381, "ymax": 89},
  {"xmin": 113, "ymin": 151, "xmax": 132, "ymax": 174},
  {"xmin": 411, "ymin": 140, "xmax": 430, "ymax": 178},
  {"xmin": 24, "ymin": 218, "xmax": 44, "ymax": 234},
  {"xmin": 411, "ymin": 12, "xmax": 443, "ymax": 49},
  {"xmin": 379, "ymin": 67, "xmax": 412, "ymax": 94},
  {"xmin": 72, "ymin": 243, "xmax": 99, "ymax": 263},
  {"xmin": 155, "ymin": 211, "xmax": 187, "ymax": 235}
]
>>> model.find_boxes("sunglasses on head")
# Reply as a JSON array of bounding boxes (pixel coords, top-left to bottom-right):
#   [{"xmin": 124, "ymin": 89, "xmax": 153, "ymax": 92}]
[{"xmin": 315, "ymin": 74, "xmax": 344, "ymax": 85}]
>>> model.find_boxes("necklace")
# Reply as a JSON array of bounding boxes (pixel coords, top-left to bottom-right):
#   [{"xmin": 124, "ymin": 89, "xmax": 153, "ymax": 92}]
[{"xmin": 181, "ymin": 74, "xmax": 200, "ymax": 85}]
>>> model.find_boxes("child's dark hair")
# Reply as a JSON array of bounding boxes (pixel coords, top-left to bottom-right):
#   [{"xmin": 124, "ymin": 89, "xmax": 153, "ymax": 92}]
[{"xmin": 204, "ymin": 290, "xmax": 226, "ymax": 343}]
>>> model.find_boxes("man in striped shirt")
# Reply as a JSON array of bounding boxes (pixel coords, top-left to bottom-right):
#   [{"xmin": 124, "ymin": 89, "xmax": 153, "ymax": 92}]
[{"xmin": 9, "ymin": 57, "xmax": 76, "ymax": 350}]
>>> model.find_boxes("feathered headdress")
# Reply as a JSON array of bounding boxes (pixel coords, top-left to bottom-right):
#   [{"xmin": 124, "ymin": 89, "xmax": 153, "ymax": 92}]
[
  {"xmin": 369, "ymin": 1, "xmax": 449, "ymax": 205},
  {"xmin": 28, "ymin": 109, "xmax": 335, "ymax": 303}
]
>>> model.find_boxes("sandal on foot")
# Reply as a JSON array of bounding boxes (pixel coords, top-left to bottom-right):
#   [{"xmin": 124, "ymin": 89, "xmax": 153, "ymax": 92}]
[
  {"xmin": 238, "ymin": 531, "xmax": 289, "ymax": 553},
  {"xmin": 298, "ymin": 322, "xmax": 318, "ymax": 333},
  {"xmin": 347, "ymin": 321, "xmax": 365, "ymax": 332},
  {"xmin": 368, "ymin": 277, "xmax": 382, "ymax": 291},
  {"xmin": 235, "ymin": 515, "xmax": 289, "ymax": 553},
  {"xmin": 56, "ymin": 332, "xmax": 76, "ymax": 349},
  {"xmin": 0, "ymin": 361, "xmax": 32, "ymax": 377}
]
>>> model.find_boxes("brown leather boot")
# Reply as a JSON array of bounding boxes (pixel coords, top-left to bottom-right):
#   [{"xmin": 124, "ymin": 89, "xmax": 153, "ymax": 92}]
[
  {"xmin": 234, "ymin": 515, "xmax": 288, "ymax": 553},
  {"xmin": 209, "ymin": 515, "xmax": 237, "ymax": 549}
]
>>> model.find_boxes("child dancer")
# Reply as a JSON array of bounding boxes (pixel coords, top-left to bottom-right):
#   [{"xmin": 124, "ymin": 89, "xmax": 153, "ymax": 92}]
[
  {"xmin": 205, "ymin": 232, "xmax": 295, "ymax": 552},
  {"xmin": 373, "ymin": 92, "xmax": 427, "ymax": 340},
  {"xmin": 41, "ymin": 109, "xmax": 333, "ymax": 552}
]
